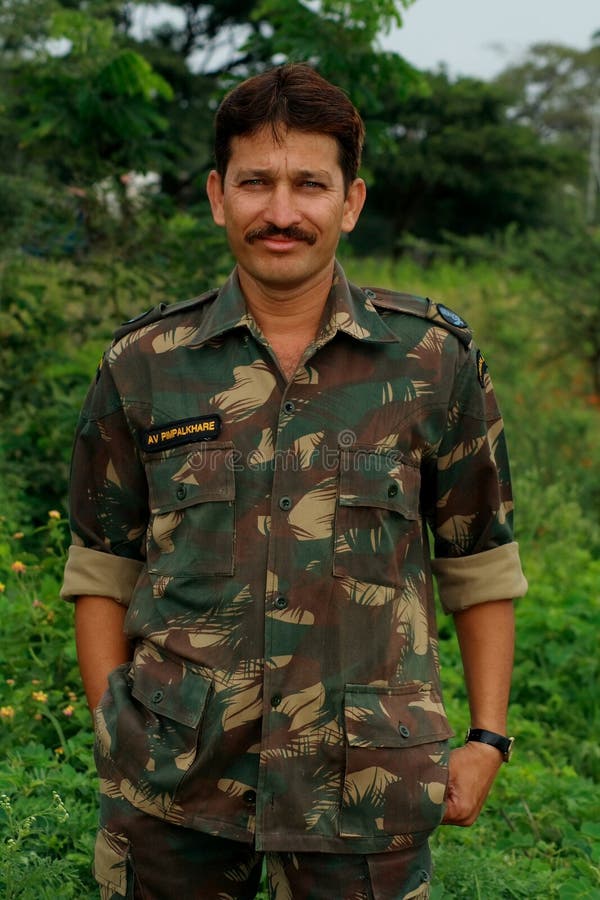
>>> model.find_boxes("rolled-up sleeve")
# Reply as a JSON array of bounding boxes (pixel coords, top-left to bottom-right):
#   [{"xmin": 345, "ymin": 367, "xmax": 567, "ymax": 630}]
[
  {"xmin": 61, "ymin": 359, "xmax": 148, "ymax": 606},
  {"xmin": 60, "ymin": 545, "xmax": 144, "ymax": 605},
  {"xmin": 432, "ymin": 542, "xmax": 527, "ymax": 613},
  {"xmin": 424, "ymin": 344, "xmax": 527, "ymax": 612}
]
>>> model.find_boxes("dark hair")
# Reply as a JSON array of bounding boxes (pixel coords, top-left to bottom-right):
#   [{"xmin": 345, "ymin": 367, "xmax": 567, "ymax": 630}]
[{"xmin": 214, "ymin": 64, "xmax": 365, "ymax": 191}]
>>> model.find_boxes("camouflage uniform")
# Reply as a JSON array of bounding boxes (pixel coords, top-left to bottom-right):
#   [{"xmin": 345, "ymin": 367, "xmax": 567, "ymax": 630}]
[{"xmin": 62, "ymin": 261, "xmax": 527, "ymax": 896}]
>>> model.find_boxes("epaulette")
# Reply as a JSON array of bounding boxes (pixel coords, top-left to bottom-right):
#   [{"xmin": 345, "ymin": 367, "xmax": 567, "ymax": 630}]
[
  {"xmin": 363, "ymin": 286, "xmax": 472, "ymax": 348},
  {"xmin": 112, "ymin": 288, "xmax": 219, "ymax": 342}
]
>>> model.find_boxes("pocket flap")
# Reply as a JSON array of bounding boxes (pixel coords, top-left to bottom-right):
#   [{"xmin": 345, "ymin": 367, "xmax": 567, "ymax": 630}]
[
  {"xmin": 344, "ymin": 683, "xmax": 453, "ymax": 748},
  {"xmin": 338, "ymin": 447, "xmax": 419, "ymax": 519},
  {"xmin": 131, "ymin": 641, "xmax": 212, "ymax": 728},
  {"xmin": 146, "ymin": 443, "xmax": 235, "ymax": 513}
]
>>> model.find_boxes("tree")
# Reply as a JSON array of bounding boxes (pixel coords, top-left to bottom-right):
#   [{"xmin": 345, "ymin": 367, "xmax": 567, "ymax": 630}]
[
  {"xmin": 1, "ymin": 0, "xmax": 420, "ymax": 246},
  {"xmin": 494, "ymin": 38, "xmax": 600, "ymax": 153},
  {"xmin": 355, "ymin": 71, "xmax": 581, "ymax": 252},
  {"xmin": 494, "ymin": 38, "xmax": 600, "ymax": 222}
]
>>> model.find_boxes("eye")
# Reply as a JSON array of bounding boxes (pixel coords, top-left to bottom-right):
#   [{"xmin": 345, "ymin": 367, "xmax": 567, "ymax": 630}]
[
  {"xmin": 240, "ymin": 178, "xmax": 266, "ymax": 188},
  {"xmin": 301, "ymin": 180, "xmax": 325, "ymax": 189}
]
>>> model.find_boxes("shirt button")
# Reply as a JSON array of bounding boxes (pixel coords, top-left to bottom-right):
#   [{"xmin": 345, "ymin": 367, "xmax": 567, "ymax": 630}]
[
  {"xmin": 420, "ymin": 871, "xmax": 431, "ymax": 883},
  {"xmin": 274, "ymin": 595, "xmax": 288, "ymax": 610},
  {"xmin": 283, "ymin": 400, "xmax": 295, "ymax": 414},
  {"xmin": 243, "ymin": 790, "xmax": 256, "ymax": 804},
  {"xmin": 279, "ymin": 496, "xmax": 292, "ymax": 511},
  {"xmin": 176, "ymin": 485, "xmax": 187, "ymax": 500},
  {"xmin": 271, "ymin": 694, "xmax": 282, "ymax": 708},
  {"xmin": 151, "ymin": 690, "xmax": 164, "ymax": 704},
  {"xmin": 398, "ymin": 724, "xmax": 410, "ymax": 738},
  {"xmin": 387, "ymin": 483, "xmax": 399, "ymax": 498}
]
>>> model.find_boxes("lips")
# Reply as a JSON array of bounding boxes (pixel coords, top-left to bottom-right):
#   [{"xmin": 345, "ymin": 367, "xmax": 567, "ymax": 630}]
[
  {"xmin": 261, "ymin": 236, "xmax": 302, "ymax": 251},
  {"xmin": 245, "ymin": 225, "xmax": 317, "ymax": 246}
]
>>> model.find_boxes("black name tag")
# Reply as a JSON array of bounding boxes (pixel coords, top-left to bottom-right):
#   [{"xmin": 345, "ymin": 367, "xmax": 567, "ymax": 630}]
[{"xmin": 142, "ymin": 415, "xmax": 222, "ymax": 452}]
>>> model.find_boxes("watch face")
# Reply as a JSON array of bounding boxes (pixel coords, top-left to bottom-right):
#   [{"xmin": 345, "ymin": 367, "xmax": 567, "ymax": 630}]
[{"xmin": 505, "ymin": 737, "xmax": 515, "ymax": 762}]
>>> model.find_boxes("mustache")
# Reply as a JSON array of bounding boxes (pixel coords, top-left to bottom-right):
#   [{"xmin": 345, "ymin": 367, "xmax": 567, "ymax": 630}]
[{"xmin": 245, "ymin": 224, "xmax": 317, "ymax": 246}]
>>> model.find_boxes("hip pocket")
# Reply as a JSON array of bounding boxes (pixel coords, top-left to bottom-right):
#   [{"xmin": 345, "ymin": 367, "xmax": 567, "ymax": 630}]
[
  {"xmin": 94, "ymin": 827, "xmax": 134, "ymax": 899},
  {"xmin": 340, "ymin": 682, "xmax": 452, "ymax": 840},
  {"xmin": 94, "ymin": 641, "xmax": 213, "ymax": 817},
  {"xmin": 334, "ymin": 447, "xmax": 421, "ymax": 587},
  {"xmin": 145, "ymin": 442, "xmax": 235, "ymax": 577}
]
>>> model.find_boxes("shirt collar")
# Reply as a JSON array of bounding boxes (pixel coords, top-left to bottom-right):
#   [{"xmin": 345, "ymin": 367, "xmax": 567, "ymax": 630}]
[
  {"xmin": 319, "ymin": 260, "xmax": 398, "ymax": 345},
  {"xmin": 189, "ymin": 260, "xmax": 398, "ymax": 347},
  {"xmin": 187, "ymin": 269, "xmax": 250, "ymax": 345}
]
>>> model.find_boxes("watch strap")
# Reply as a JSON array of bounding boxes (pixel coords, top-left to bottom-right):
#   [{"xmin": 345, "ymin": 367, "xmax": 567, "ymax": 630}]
[{"xmin": 465, "ymin": 728, "xmax": 514, "ymax": 762}]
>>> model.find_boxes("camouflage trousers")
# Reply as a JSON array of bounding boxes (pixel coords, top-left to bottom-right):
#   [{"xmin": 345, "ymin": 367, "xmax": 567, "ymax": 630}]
[{"xmin": 95, "ymin": 790, "xmax": 432, "ymax": 900}]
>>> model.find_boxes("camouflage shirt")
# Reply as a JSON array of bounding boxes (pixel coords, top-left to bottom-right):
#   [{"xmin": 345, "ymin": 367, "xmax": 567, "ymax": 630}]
[{"xmin": 62, "ymin": 261, "xmax": 527, "ymax": 854}]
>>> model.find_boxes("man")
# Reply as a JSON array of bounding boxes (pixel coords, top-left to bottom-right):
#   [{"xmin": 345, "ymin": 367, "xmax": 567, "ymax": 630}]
[{"xmin": 62, "ymin": 64, "xmax": 527, "ymax": 900}]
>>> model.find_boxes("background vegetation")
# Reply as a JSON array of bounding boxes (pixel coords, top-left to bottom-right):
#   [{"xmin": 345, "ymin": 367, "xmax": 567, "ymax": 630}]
[{"xmin": 1, "ymin": 1, "xmax": 598, "ymax": 896}]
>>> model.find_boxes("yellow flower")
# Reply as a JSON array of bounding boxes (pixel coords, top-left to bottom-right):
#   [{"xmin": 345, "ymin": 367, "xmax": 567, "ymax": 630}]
[
  {"xmin": 0, "ymin": 583, "xmax": 5, "ymax": 593},
  {"xmin": 62, "ymin": 705, "xmax": 75, "ymax": 717},
  {"xmin": 11, "ymin": 561, "xmax": 26, "ymax": 573},
  {"xmin": 12, "ymin": 532, "xmax": 24, "ymax": 540},
  {"xmin": 48, "ymin": 510, "xmax": 61, "ymax": 520},
  {"xmin": 32, "ymin": 690, "xmax": 48, "ymax": 703},
  {"xmin": 6, "ymin": 679, "xmax": 15, "ymax": 687},
  {"xmin": 54, "ymin": 747, "xmax": 64, "ymax": 755},
  {"xmin": 0, "ymin": 706, "xmax": 15, "ymax": 719}
]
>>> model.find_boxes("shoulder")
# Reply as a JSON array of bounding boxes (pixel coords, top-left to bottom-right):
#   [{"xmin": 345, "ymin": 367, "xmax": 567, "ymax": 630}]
[
  {"xmin": 112, "ymin": 287, "xmax": 219, "ymax": 343},
  {"xmin": 362, "ymin": 286, "xmax": 472, "ymax": 348}
]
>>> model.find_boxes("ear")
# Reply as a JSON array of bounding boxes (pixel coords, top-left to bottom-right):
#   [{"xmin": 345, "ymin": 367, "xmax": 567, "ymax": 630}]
[
  {"xmin": 341, "ymin": 178, "xmax": 367, "ymax": 234},
  {"xmin": 206, "ymin": 170, "xmax": 226, "ymax": 226}
]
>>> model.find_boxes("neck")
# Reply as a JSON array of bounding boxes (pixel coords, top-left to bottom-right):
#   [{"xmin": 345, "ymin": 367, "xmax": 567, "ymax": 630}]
[{"xmin": 237, "ymin": 264, "xmax": 334, "ymax": 341}]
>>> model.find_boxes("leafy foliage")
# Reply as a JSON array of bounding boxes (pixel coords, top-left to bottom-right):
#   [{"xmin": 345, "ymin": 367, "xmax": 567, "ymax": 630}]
[
  {"xmin": 494, "ymin": 40, "xmax": 600, "ymax": 155},
  {"xmin": 356, "ymin": 72, "xmax": 582, "ymax": 251},
  {"xmin": 505, "ymin": 225, "xmax": 600, "ymax": 394},
  {"xmin": 4, "ymin": 8, "xmax": 173, "ymax": 185}
]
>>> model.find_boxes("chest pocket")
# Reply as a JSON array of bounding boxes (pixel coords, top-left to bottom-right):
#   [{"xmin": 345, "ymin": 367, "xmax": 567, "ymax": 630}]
[
  {"xmin": 333, "ymin": 446, "xmax": 421, "ymax": 587},
  {"xmin": 145, "ymin": 442, "xmax": 235, "ymax": 577}
]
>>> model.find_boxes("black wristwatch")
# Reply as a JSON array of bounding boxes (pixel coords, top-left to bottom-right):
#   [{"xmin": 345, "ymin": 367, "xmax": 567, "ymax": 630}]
[{"xmin": 465, "ymin": 728, "xmax": 514, "ymax": 763}]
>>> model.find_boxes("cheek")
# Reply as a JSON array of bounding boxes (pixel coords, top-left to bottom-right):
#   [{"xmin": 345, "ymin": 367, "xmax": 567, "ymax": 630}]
[{"xmin": 224, "ymin": 208, "xmax": 262, "ymax": 241}]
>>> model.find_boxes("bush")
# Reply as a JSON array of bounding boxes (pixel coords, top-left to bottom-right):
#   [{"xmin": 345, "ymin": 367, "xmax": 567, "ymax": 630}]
[{"xmin": 0, "ymin": 513, "xmax": 97, "ymax": 896}]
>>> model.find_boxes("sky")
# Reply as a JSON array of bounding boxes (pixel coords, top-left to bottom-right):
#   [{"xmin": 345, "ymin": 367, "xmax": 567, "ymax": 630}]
[{"xmin": 382, "ymin": 0, "xmax": 599, "ymax": 80}]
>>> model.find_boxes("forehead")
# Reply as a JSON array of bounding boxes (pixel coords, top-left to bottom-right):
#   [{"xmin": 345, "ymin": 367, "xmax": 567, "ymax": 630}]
[{"xmin": 227, "ymin": 127, "xmax": 342, "ymax": 175}]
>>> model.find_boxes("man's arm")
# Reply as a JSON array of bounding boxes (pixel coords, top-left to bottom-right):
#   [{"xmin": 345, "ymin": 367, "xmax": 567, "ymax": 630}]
[
  {"xmin": 75, "ymin": 595, "xmax": 132, "ymax": 712},
  {"xmin": 442, "ymin": 597, "xmax": 515, "ymax": 826}
]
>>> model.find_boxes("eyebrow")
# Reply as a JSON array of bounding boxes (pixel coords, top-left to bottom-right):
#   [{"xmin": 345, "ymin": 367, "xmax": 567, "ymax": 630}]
[{"xmin": 233, "ymin": 167, "xmax": 334, "ymax": 182}]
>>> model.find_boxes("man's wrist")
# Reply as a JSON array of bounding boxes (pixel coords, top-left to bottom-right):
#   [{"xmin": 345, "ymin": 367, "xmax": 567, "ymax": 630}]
[{"xmin": 465, "ymin": 728, "xmax": 514, "ymax": 763}]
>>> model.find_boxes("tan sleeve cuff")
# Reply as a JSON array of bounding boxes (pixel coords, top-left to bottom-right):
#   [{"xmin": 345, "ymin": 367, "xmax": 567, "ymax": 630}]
[
  {"xmin": 431, "ymin": 541, "xmax": 528, "ymax": 614},
  {"xmin": 60, "ymin": 545, "xmax": 144, "ymax": 606}
]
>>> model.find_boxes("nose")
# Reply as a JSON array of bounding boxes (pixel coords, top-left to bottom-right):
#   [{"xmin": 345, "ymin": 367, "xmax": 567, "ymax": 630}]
[{"xmin": 264, "ymin": 184, "xmax": 302, "ymax": 228}]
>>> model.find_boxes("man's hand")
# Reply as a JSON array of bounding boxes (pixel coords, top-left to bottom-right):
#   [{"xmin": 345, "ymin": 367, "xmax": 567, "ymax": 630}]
[
  {"xmin": 442, "ymin": 740, "xmax": 503, "ymax": 826},
  {"xmin": 75, "ymin": 595, "xmax": 131, "ymax": 713}
]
